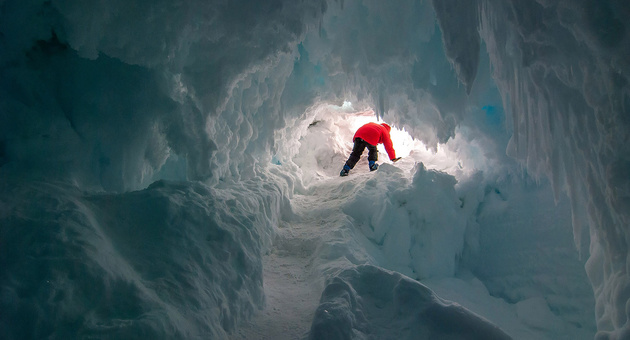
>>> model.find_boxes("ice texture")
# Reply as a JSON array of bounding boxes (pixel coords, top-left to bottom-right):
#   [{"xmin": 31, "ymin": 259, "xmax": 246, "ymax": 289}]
[
  {"xmin": 0, "ymin": 178, "xmax": 289, "ymax": 338},
  {"xmin": 432, "ymin": 1, "xmax": 630, "ymax": 336},
  {"xmin": 310, "ymin": 265, "xmax": 510, "ymax": 340},
  {"xmin": 289, "ymin": 115, "xmax": 594, "ymax": 338},
  {"xmin": 0, "ymin": 0, "xmax": 626, "ymax": 338}
]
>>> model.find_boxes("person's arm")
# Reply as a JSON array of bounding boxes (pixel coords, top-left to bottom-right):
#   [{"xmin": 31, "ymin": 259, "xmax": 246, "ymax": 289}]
[{"xmin": 382, "ymin": 133, "xmax": 396, "ymax": 160}]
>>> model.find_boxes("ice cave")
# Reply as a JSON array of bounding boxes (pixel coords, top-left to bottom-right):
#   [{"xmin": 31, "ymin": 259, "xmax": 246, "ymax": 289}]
[{"xmin": 1, "ymin": 0, "xmax": 628, "ymax": 339}]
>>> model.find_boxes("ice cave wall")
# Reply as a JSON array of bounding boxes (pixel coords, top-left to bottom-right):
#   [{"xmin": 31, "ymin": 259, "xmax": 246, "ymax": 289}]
[
  {"xmin": 431, "ymin": 1, "xmax": 629, "ymax": 337},
  {"xmin": 2, "ymin": 0, "xmax": 493, "ymax": 191},
  {"xmin": 1, "ymin": 0, "xmax": 629, "ymax": 337}
]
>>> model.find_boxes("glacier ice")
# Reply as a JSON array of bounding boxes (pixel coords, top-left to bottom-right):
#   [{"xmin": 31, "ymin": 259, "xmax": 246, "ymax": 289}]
[
  {"xmin": 1, "ymin": 0, "xmax": 628, "ymax": 339},
  {"xmin": 433, "ymin": 1, "xmax": 629, "ymax": 337},
  {"xmin": 0, "ymin": 178, "xmax": 289, "ymax": 338},
  {"xmin": 310, "ymin": 265, "xmax": 510, "ymax": 340}
]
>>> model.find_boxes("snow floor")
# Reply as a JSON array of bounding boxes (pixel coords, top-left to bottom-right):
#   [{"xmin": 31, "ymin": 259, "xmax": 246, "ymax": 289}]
[
  {"xmin": 230, "ymin": 167, "xmax": 376, "ymax": 339},
  {"xmin": 230, "ymin": 155, "xmax": 594, "ymax": 339},
  {"xmin": 228, "ymin": 253, "xmax": 319, "ymax": 340}
]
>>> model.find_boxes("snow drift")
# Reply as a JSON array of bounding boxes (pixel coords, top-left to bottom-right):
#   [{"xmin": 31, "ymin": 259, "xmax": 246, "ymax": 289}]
[
  {"xmin": 310, "ymin": 265, "xmax": 510, "ymax": 340},
  {"xmin": 0, "ymin": 177, "xmax": 289, "ymax": 338}
]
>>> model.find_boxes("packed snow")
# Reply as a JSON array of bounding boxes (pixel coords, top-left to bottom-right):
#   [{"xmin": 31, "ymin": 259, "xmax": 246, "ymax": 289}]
[
  {"xmin": 234, "ymin": 107, "xmax": 594, "ymax": 339},
  {"xmin": 2, "ymin": 0, "xmax": 628, "ymax": 339}
]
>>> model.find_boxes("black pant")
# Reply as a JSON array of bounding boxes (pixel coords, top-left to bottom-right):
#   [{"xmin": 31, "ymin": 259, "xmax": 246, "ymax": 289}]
[{"xmin": 345, "ymin": 138, "xmax": 378, "ymax": 169}]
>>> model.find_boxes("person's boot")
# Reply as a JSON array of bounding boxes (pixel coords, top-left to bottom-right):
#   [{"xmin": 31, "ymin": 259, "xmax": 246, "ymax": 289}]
[
  {"xmin": 369, "ymin": 161, "xmax": 378, "ymax": 171},
  {"xmin": 340, "ymin": 165, "xmax": 351, "ymax": 176}
]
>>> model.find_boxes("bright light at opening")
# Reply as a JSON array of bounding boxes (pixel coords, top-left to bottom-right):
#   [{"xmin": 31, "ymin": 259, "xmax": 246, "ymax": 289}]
[
  {"xmin": 342, "ymin": 112, "xmax": 415, "ymax": 159},
  {"xmin": 286, "ymin": 101, "xmax": 468, "ymax": 184},
  {"xmin": 384, "ymin": 125, "xmax": 416, "ymax": 159},
  {"xmin": 337, "ymin": 104, "xmax": 466, "ymax": 178},
  {"xmin": 340, "ymin": 108, "xmax": 419, "ymax": 160}
]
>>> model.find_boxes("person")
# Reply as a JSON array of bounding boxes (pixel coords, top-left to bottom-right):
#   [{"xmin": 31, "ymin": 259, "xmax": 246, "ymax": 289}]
[{"xmin": 340, "ymin": 122, "xmax": 400, "ymax": 176}]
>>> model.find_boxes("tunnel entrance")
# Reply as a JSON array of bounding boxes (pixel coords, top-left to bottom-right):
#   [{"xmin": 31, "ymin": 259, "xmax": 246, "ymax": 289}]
[{"xmin": 280, "ymin": 101, "xmax": 466, "ymax": 186}]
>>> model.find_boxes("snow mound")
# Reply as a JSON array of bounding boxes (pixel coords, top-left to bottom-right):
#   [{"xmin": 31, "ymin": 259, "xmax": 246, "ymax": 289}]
[
  {"xmin": 0, "ymin": 178, "xmax": 287, "ymax": 339},
  {"xmin": 343, "ymin": 163, "xmax": 466, "ymax": 280},
  {"xmin": 309, "ymin": 264, "xmax": 511, "ymax": 340}
]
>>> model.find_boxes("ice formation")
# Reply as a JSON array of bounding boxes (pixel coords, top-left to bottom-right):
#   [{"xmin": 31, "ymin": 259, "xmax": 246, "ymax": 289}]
[
  {"xmin": 309, "ymin": 265, "xmax": 510, "ymax": 340},
  {"xmin": 1, "ymin": 0, "xmax": 628, "ymax": 339}
]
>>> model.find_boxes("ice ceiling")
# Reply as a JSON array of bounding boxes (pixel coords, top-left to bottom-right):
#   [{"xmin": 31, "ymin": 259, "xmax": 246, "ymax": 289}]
[{"xmin": 1, "ymin": 0, "xmax": 629, "ymax": 338}]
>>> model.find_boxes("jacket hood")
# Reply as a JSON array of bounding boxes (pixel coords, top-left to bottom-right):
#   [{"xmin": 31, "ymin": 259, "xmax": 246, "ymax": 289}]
[{"xmin": 380, "ymin": 123, "xmax": 391, "ymax": 132}]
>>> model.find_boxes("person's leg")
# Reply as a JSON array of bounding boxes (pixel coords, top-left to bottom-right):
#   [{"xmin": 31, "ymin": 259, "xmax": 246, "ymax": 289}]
[
  {"xmin": 367, "ymin": 144, "xmax": 379, "ymax": 171},
  {"xmin": 345, "ymin": 138, "xmax": 367, "ymax": 169},
  {"xmin": 366, "ymin": 144, "xmax": 378, "ymax": 163}
]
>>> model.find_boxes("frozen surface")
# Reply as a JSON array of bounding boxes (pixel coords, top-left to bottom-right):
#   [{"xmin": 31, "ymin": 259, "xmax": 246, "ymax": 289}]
[
  {"xmin": 0, "ymin": 177, "xmax": 289, "ymax": 338},
  {"xmin": 1, "ymin": 0, "xmax": 627, "ymax": 339},
  {"xmin": 239, "ymin": 118, "xmax": 594, "ymax": 338},
  {"xmin": 310, "ymin": 265, "xmax": 510, "ymax": 340},
  {"xmin": 432, "ymin": 1, "xmax": 629, "ymax": 337}
]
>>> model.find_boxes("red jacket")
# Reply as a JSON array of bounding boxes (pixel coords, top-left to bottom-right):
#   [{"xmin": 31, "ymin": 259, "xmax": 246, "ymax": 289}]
[{"xmin": 353, "ymin": 123, "xmax": 396, "ymax": 160}]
